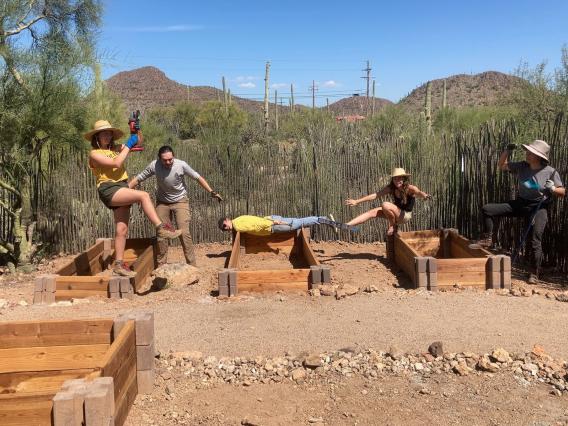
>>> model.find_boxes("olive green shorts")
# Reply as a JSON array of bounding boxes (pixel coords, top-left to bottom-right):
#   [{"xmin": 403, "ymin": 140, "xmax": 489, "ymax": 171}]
[{"xmin": 97, "ymin": 180, "xmax": 128, "ymax": 209}]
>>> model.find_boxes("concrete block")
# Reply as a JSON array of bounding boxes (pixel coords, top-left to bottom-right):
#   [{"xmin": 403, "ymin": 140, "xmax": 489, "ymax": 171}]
[
  {"xmin": 93, "ymin": 377, "xmax": 115, "ymax": 416},
  {"xmin": 136, "ymin": 341, "xmax": 156, "ymax": 371},
  {"xmin": 109, "ymin": 291, "xmax": 121, "ymax": 299},
  {"xmin": 488, "ymin": 256, "xmax": 501, "ymax": 272},
  {"xmin": 112, "ymin": 316, "xmax": 130, "ymax": 340},
  {"xmin": 33, "ymin": 291, "xmax": 43, "ymax": 305},
  {"xmin": 53, "ymin": 391, "xmax": 76, "ymax": 426},
  {"xmin": 228, "ymin": 269, "xmax": 238, "ymax": 297},
  {"xmin": 34, "ymin": 277, "xmax": 45, "ymax": 292},
  {"xmin": 415, "ymin": 272, "xmax": 428, "ymax": 288},
  {"xmin": 133, "ymin": 312, "xmax": 154, "ymax": 345},
  {"xmin": 321, "ymin": 265, "xmax": 331, "ymax": 283},
  {"xmin": 218, "ymin": 270, "xmax": 229, "ymax": 297},
  {"xmin": 137, "ymin": 369, "xmax": 155, "ymax": 394},
  {"xmin": 85, "ymin": 389, "xmax": 111, "ymax": 426},
  {"xmin": 119, "ymin": 277, "xmax": 133, "ymax": 293},
  {"xmin": 41, "ymin": 291, "xmax": 55, "ymax": 304},
  {"xmin": 415, "ymin": 257, "xmax": 428, "ymax": 273},
  {"xmin": 108, "ymin": 278, "xmax": 120, "ymax": 293},
  {"xmin": 427, "ymin": 257, "xmax": 437, "ymax": 273},
  {"xmin": 500, "ymin": 255, "xmax": 511, "ymax": 272},
  {"xmin": 61, "ymin": 379, "xmax": 87, "ymax": 391},
  {"xmin": 309, "ymin": 266, "xmax": 321, "ymax": 289}
]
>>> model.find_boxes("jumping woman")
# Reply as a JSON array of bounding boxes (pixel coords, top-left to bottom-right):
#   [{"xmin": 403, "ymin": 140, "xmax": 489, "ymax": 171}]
[
  {"xmin": 345, "ymin": 168, "xmax": 431, "ymax": 236},
  {"xmin": 85, "ymin": 120, "xmax": 182, "ymax": 277}
]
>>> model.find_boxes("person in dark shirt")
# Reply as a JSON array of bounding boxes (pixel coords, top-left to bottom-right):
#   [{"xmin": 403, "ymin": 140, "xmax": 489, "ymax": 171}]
[
  {"xmin": 344, "ymin": 168, "xmax": 431, "ymax": 236},
  {"xmin": 481, "ymin": 140, "xmax": 565, "ymax": 283}
]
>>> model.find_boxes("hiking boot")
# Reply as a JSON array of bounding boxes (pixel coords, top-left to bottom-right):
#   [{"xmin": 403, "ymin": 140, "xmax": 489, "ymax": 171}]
[
  {"xmin": 157, "ymin": 222, "xmax": 182, "ymax": 239},
  {"xmin": 112, "ymin": 261, "xmax": 136, "ymax": 277},
  {"xmin": 527, "ymin": 273, "xmax": 538, "ymax": 285},
  {"xmin": 318, "ymin": 217, "xmax": 359, "ymax": 233},
  {"xmin": 328, "ymin": 214, "xmax": 339, "ymax": 235}
]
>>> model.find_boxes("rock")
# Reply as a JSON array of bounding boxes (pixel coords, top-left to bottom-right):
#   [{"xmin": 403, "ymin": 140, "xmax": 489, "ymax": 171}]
[
  {"xmin": 531, "ymin": 345, "xmax": 550, "ymax": 360},
  {"xmin": 71, "ymin": 298, "xmax": 90, "ymax": 305},
  {"xmin": 291, "ymin": 368, "xmax": 306, "ymax": 381},
  {"xmin": 510, "ymin": 288, "xmax": 522, "ymax": 297},
  {"xmin": 343, "ymin": 285, "xmax": 359, "ymax": 296},
  {"xmin": 388, "ymin": 345, "xmax": 403, "ymax": 361},
  {"xmin": 521, "ymin": 363, "xmax": 539, "ymax": 374},
  {"xmin": 428, "ymin": 341, "xmax": 444, "ymax": 358},
  {"xmin": 241, "ymin": 417, "xmax": 261, "ymax": 426},
  {"xmin": 453, "ymin": 361, "xmax": 470, "ymax": 376},
  {"xmin": 174, "ymin": 350, "xmax": 203, "ymax": 362},
  {"xmin": 363, "ymin": 285, "xmax": 379, "ymax": 293},
  {"xmin": 335, "ymin": 289, "xmax": 346, "ymax": 300},
  {"xmin": 477, "ymin": 355, "xmax": 499, "ymax": 373},
  {"xmin": 319, "ymin": 286, "xmax": 335, "ymax": 297},
  {"xmin": 556, "ymin": 292, "xmax": 568, "ymax": 303},
  {"xmin": 491, "ymin": 348, "xmax": 511, "ymax": 363},
  {"xmin": 308, "ymin": 417, "xmax": 324, "ymax": 423},
  {"xmin": 308, "ymin": 288, "xmax": 321, "ymax": 297},
  {"xmin": 17, "ymin": 300, "xmax": 28, "ymax": 307},
  {"xmin": 151, "ymin": 263, "xmax": 199, "ymax": 289},
  {"xmin": 303, "ymin": 354, "xmax": 321, "ymax": 369},
  {"xmin": 0, "ymin": 299, "xmax": 8, "ymax": 309},
  {"xmin": 51, "ymin": 301, "xmax": 73, "ymax": 307},
  {"xmin": 419, "ymin": 388, "xmax": 431, "ymax": 395}
]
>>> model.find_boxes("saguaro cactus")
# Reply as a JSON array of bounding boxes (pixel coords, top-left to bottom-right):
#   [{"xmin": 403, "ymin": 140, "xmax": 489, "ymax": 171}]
[{"xmin": 425, "ymin": 81, "xmax": 432, "ymax": 133}]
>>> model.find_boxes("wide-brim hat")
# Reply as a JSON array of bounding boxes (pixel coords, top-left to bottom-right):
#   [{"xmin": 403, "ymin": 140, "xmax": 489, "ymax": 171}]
[
  {"xmin": 83, "ymin": 120, "xmax": 124, "ymax": 141},
  {"xmin": 522, "ymin": 139, "xmax": 549, "ymax": 162},
  {"xmin": 391, "ymin": 167, "xmax": 411, "ymax": 178}
]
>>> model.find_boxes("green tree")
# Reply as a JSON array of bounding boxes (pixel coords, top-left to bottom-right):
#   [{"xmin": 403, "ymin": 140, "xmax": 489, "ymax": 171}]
[
  {"xmin": 0, "ymin": 0, "xmax": 102, "ymax": 268},
  {"xmin": 196, "ymin": 101, "xmax": 248, "ymax": 134}
]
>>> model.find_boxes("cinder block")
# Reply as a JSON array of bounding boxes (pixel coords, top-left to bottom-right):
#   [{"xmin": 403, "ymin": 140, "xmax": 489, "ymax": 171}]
[
  {"xmin": 33, "ymin": 291, "xmax": 43, "ymax": 305},
  {"xmin": 34, "ymin": 277, "xmax": 45, "ymax": 292},
  {"xmin": 119, "ymin": 277, "xmax": 133, "ymax": 293},
  {"xmin": 500, "ymin": 255, "xmax": 511, "ymax": 272},
  {"xmin": 137, "ymin": 369, "xmax": 155, "ymax": 394},
  {"xmin": 85, "ymin": 389, "xmax": 111, "ymax": 426},
  {"xmin": 426, "ymin": 257, "xmax": 437, "ymax": 273},
  {"xmin": 415, "ymin": 257, "xmax": 428, "ymax": 273},
  {"xmin": 109, "ymin": 291, "xmax": 120, "ymax": 299},
  {"xmin": 309, "ymin": 266, "xmax": 321, "ymax": 289},
  {"xmin": 42, "ymin": 291, "xmax": 55, "ymax": 304},
  {"xmin": 93, "ymin": 377, "xmax": 115, "ymax": 417},
  {"xmin": 53, "ymin": 391, "xmax": 76, "ymax": 426},
  {"xmin": 427, "ymin": 257, "xmax": 438, "ymax": 291},
  {"xmin": 136, "ymin": 341, "xmax": 156, "ymax": 371},
  {"xmin": 218, "ymin": 270, "xmax": 229, "ymax": 297},
  {"xmin": 120, "ymin": 291, "xmax": 134, "ymax": 300},
  {"xmin": 61, "ymin": 379, "xmax": 87, "ymax": 391},
  {"xmin": 112, "ymin": 316, "xmax": 130, "ymax": 340},
  {"xmin": 228, "ymin": 269, "xmax": 238, "ymax": 297},
  {"xmin": 415, "ymin": 272, "xmax": 428, "ymax": 288},
  {"xmin": 321, "ymin": 266, "xmax": 331, "ymax": 283},
  {"xmin": 488, "ymin": 256, "xmax": 501, "ymax": 272},
  {"xmin": 108, "ymin": 278, "xmax": 120, "ymax": 293},
  {"xmin": 133, "ymin": 312, "xmax": 154, "ymax": 345}
]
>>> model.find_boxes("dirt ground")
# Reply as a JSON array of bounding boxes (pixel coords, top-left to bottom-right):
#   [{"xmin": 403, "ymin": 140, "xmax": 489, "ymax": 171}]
[{"xmin": 1, "ymin": 241, "xmax": 567, "ymax": 425}]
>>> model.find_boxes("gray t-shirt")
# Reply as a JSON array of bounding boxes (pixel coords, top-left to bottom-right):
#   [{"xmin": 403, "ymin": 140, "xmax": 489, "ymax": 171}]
[
  {"xmin": 508, "ymin": 161, "xmax": 563, "ymax": 201},
  {"xmin": 136, "ymin": 159, "xmax": 201, "ymax": 203}
]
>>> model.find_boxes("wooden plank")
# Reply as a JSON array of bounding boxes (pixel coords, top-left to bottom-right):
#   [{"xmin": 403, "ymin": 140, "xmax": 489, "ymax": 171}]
[
  {"xmin": 437, "ymin": 270, "xmax": 487, "ymax": 286},
  {"xmin": 56, "ymin": 240, "xmax": 105, "ymax": 276},
  {"xmin": 300, "ymin": 228, "xmax": 320, "ymax": 266},
  {"xmin": 403, "ymin": 238, "xmax": 440, "ymax": 257},
  {"xmin": 108, "ymin": 339, "xmax": 137, "ymax": 422},
  {"xmin": 0, "ymin": 319, "xmax": 113, "ymax": 349},
  {"xmin": 394, "ymin": 235, "xmax": 419, "ymax": 284},
  {"xmin": 237, "ymin": 269, "xmax": 311, "ymax": 284},
  {"xmin": 55, "ymin": 290, "xmax": 109, "ymax": 300},
  {"xmin": 450, "ymin": 233, "xmax": 492, "ymax": 258},
  {"xmin": 228, "ymin": 232, "xmax": 241, "ymax": 269},
  {"xmin": 0, "ymin": 368, "xmax": 95, "ymax": 394},
  {"xmin": 398, "ymin": 229, "xmax": 440, "ymax": 240},
  {"xmin": 113, "ymin": 360, "xmax": 138, "ymax": 426},
  {"xmin": 56, "ymin": 276, "xmax": 110, "ymax": 291},
  {"xmin": 0, "ymin": 344, "xmax": 109, "ymax": 374},
  {"xmin": 436, "ymin": 258, "xmax": 489, "ymax": 273},
  {"xmin": 99, "ymin": 321, "xmax": 135, "ymax": 376},
  {"xmin": 132, "ymin": 245, "xmax": 155, "ymax": 292},
  {"xmin": 243, "ymin": 232, "xmax": 297, "ymax": 254},
  {"xmin": 238, "ymin": 281, "xmax": 307, "ymax": 293},
  {"xmin": 0, "ymin": 392, "xmax": 53, "ymax": 426}
]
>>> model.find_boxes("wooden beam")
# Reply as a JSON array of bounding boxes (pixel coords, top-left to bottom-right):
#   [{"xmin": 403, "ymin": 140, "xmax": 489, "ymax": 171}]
[
  {"xmin": 394, "ymin": 234, "xmax": 419, "ymax": 284},
  {"xmin": 228, "ymin": 231, "xmax": 241, "ymax": 269},
  {"xmin": 0, "ymin": 392, "xmax": 54, "ymax": 426},
  {"xmin": 237, "ymin": 269, "xmax": 310, "ymax": 284},
  {"xmin": 243, "ymin": 231, "xmax": 296, "ymax": 254},
  {"xmin": 0, "ymin": 344, "xmax": 109, "ymax": 374},
  {"xmin": 56, "ymin": 240, "xmax": 105, "ymax": 276},
  {"xmin": 238, "ymin": 281, "xmax": 307, "ymax": 293},
  {"xmin": 132, "ymin": 245, "xmax": 155, "ymax": 292},
  {"xmin": 299, "ymin": 228, "xmax": 320, "ymax": 266},
  {"xmin": 0, "ymin": 368, "xmax": 95, "ymax": 394},
  {"xmin": 0, "ymin": 319, "xmax": 113, "ymax": 349}
]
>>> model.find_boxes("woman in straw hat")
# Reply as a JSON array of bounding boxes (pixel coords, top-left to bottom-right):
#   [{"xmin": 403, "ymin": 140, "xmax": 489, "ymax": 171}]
[
  {"xmin": 86, "ymin": 120, "xmax": 183, "ymax": 277},
  {"xmin": 480, "ymin": 139, "xmax": 565, "ymax": 283},
  {"xmin": 344, "ymin": 168, "xmax": 431, "ymax": 236}
]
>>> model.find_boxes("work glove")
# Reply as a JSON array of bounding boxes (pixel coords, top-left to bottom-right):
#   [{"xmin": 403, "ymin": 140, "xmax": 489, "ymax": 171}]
[
  {"xmin": 125, "ymin": 134, "xmax": 138, "ymax": 149},
  {"xmin": 542, "ymin": 179, "xmax": 556, "ymax": 196},
  {"xmin": 505, "ymin": 143, "xmax": 517, "ymax": 152},
  {"xmin": 210, "ymin": 191, "xmax": 223, "ymax": 202}
]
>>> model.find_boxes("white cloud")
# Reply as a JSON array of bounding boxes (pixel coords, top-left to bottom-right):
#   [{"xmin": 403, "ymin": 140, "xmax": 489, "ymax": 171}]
[
  {"xmin": 322, "ymin": 80, "xmax": 339, "ymax": 88},
  {"xmin": 238, "ymin": 82, "xmax": 256, "ymax": 88},
  {"xmin": 271, "ymin": 83, "xmax": 288, "ymax": 89},
  {"xmin": 235, "ymin": 76, "xmax": 258, "ymax": 82},
  {"xmin": 114, "ymin": 25, "xmax": 204, "ymax": 33}
]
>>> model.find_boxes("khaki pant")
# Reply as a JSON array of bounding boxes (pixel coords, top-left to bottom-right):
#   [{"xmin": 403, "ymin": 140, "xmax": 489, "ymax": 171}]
[{"xmin": 156, "ymin": 198, "xmax": 196, "ymax": 266}]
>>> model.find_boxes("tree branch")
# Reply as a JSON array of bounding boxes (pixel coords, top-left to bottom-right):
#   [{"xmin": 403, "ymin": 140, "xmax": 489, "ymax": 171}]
[
  {"xmin": 0, "ymin": 176, "xmax": 22, "ymax": 198},
  {"xmin": 2, "ymin": 14, "xmax": 46, "ymax": 38}
]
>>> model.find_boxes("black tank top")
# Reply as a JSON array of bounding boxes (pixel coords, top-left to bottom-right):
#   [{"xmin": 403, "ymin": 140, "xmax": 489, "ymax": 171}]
[{"xmin": 393, "ymin": 189, "xmax": 415, "ymax": 212}]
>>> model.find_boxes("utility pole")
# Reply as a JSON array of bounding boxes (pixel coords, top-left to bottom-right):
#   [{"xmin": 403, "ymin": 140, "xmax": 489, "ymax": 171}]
[
  {"xmin": 361, "ymin": 60, "xmax": 372, "ymax": 115},
  {"xmin": 290, "ymin": 83, "xmax": 295, "ymax": 114},
  {"xmin": 310, "ymin": 80, "xmax": 318, "ymax": 109},
  {"xmin": 326, "ymin": 98, "xmax": 329, "ymax": 113},
  {"xmin": 372, "ymin": 79, "xmax": 376, "ymax": 116},
  {"xmin": 263, "ymin": 61, "xmax": 270, "ymax": 133},
  {"xmin": 222, "ymin": 76, "xmax": 228, "ymax": 114},
  {"xmin": 274, "ymin": 90, "xmax": 279, "ymax": 131}
]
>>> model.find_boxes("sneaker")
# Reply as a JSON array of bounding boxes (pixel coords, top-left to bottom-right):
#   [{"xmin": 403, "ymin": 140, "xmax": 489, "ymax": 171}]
[
  {"xmin": 318, "ymin": 217, "xmax": 358, "ymax": 232},
  {"xmin": 157, "ymin": 222, "xmax": 182, "ymax": 239},
  {"xmin": 112, "ymin": 261, "xmax": 136, "ymax": 277},
  {"xmin": 328, "ymin": 214, "xmax": 339, "ymax": 235},
  {"xmin": 527, "ymin": 273, "xmax": 538, "ymax": 285}
]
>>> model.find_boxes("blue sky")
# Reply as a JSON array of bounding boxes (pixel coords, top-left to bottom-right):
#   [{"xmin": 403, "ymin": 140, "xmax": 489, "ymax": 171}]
[{"xmin": 99, "ymin": 0, "xmax": 568, "ymax": 106}]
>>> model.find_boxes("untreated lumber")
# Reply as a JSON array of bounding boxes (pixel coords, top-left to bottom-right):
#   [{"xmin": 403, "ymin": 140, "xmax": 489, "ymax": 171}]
[
  {"xmin": 300, "ymin": 228, "xmax": 320, "ymax": 266},
  {"xmin": 228, "ymin": 231, "xmax": 241, "ymax": 269},
  {"xmin": 132, "ymin": 244, "xmax": 155, "ymax": 292},
  {"xmin": 56, "ymin": 240, "xmax": 105, "ymax": 276}
]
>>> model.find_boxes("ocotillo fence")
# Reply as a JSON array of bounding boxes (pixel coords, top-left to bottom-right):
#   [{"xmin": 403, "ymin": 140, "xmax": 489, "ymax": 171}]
[{"xmin": 1, "ymin": 114, "xmax": 567, "ymax": 272}]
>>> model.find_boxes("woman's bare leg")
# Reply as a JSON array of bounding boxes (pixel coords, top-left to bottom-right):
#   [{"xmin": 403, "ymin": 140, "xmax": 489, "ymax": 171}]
[
  {"xmin": 110, "ymin": 188, "xmax": 161, "ymax": 226},
  {"xmin": 381, "ymin": 202, "xmax": 401, "ymax": 235},
  {"xmin": 346, "ymin": 207, "xmax": 385, "ymax": 226},
  {"xmin": 113, "ymin": 206, "xmax": 130, "ymax": 261}
]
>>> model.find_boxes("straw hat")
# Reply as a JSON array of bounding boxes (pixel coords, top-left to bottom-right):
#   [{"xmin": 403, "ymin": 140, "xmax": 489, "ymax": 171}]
[
  {"xmin": 391, "ymin": 167, "xmax": 411, "ymax": 178},
  {"xmin": 522, "ymin": 139, "xmax": 550, "ymax": 162},
  {"xmin": 83, "ymin": 120, "xmax": 124, "ymax": 141}
]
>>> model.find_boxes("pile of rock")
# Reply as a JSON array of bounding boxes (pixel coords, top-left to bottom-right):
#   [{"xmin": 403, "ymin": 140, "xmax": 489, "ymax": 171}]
[
  {"xmin": 155, "ymin": 344, "xmax": 567, "ymax": 396},
  {"xmin": 312, "ymin": 284, "xmax": 379, "ymax": 299}
]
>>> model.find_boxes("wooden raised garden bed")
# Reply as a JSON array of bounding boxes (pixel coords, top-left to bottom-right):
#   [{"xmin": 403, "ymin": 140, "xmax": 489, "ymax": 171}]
[
  {"xmin": 218, "ymin": 228, "xmax": 330, "ymax": 296},
  {"xmin": 33, "ymin": 238, "xmax": 158, "ymax": 303},
  {"xmin": 0, "ymin": 312, "xmax": 155, "ymax": 425},
  {"xmin": 387, "ymin": 229, "xmax": 511, "ymax": 291}
]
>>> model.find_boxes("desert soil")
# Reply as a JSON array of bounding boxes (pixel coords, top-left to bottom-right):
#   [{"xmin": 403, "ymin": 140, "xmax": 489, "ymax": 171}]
[{"xmin": 0, "ymin": 241, "xmax": 567, "ymax": 425}]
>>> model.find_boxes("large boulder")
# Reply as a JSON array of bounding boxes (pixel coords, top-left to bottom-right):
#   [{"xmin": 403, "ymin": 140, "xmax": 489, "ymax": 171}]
[{"xmin": 151, "ymin": 263, "xmax": 199, "ymax": 290}]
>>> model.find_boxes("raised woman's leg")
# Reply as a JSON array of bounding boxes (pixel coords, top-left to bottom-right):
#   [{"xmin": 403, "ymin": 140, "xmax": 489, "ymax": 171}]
[
  {"xmin": 110, "ymin": 188, "xmax": 161, "ymax": 225},
  {"xmin": 381, "ymin": 202, "xmax": 401, "ymax": 235},
  {"xmin": 113, "ymin": 206, "xmax": 130, "ymax": 261},
  {"xmin": 346, "ymin": 207, "xmax": 385, "ymax": 226}
]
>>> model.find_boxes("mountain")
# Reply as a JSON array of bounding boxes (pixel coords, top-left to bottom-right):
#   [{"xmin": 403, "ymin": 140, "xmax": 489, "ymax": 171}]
[
  {"xmin": 327, "ymin": 96, "xmax": 393, "ymax": 116},
  {"xmin": 105, "ymin": 66, "xmax": 265, "ymax": 114},
  {"xmin": 398, "ymin": 71, "xmax": 523, "ymax": 112}
]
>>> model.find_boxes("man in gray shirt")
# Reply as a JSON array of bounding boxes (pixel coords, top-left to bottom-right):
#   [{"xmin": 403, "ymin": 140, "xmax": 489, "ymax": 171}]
[
  {"xmin": 129, "ymin": 145, "xmax": 222, "ymax": 266},
  {"xmin": 481, "ymin": 139, "xmax": 565, "ymax": 283}
]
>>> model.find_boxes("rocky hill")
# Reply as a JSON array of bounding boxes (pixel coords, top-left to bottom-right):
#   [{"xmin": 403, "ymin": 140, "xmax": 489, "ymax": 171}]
[
  {"xmin": 398, "ymin": 71, "xmax": 523, "ymax": 112},
  {"xmin": 327, "ymin": 96, "xmax": 393, "ymax": 116},
  {"xmin": 105, "ymin": 67, "xmax": 265, "ymax": 114}
]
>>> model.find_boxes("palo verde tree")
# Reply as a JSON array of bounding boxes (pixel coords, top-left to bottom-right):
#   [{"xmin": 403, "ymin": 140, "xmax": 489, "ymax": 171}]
[{"xmin": 0, "ymin": 1, "xmax": 102, "ymax": 269}]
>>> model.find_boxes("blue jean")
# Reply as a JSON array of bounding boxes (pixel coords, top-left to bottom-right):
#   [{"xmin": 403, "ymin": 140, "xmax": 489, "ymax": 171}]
[{"xmin": 270, "ymin": 215, "xmax": 321, "ymax": 233}]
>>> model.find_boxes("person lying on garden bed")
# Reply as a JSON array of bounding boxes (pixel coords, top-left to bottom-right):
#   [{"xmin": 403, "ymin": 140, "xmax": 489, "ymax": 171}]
[{"xmin": 218, "ymin": 215, "xmax": 357, "ymax": 236}]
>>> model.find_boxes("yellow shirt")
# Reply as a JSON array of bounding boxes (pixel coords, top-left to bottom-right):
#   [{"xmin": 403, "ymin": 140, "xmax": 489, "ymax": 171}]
[
  {"xmin": 89, "ymin": 149, "xmax": 128, "ymax": 187},
  {"xmin": 232, "ymin": 215, "xmax": 273, "ymax": 236}
]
